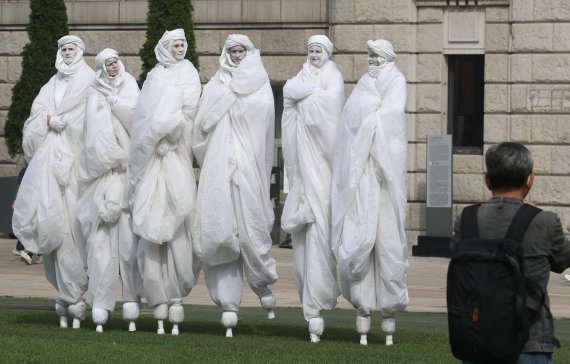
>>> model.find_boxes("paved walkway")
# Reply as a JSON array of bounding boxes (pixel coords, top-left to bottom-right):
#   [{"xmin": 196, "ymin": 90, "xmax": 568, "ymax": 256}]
[{"xmin": 1, "ymin": 238, "xmax": 569, "ymax": 317}]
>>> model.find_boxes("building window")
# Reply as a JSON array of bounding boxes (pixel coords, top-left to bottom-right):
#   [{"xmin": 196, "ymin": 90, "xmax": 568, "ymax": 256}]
[{"xmin": 447, "ymin": 55, "xmax": 484, "ymax": 153}]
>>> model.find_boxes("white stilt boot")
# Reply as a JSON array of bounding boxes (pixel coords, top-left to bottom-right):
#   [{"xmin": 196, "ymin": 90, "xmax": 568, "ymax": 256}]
[
  {"xmin": 169, "ymin": 303, "xmax": 184, "ymax": 336},
  {"xmin": 55, "ymin": 302, "xmax": 68, "ymax": 329},
  {"xmin": 221, "ymin": 311, "xmax": 238, "ymax": 338},
  {"xmin": 92, "ymin": 307, "xmax": 109, "ymax": 333},
  {"xmin": 260, "ymin": 295, "xmax": 276, "ymax": 320},
  {"xmin": 308, "ymin": 317, "xmax": 324, "ymax": 343},
  {"xmin": 356, "ymin": 315, "xmax": 371, "ymax": 346},
  {"xmin": 68, "ymin": 301, "xmax": 87, "ymax": 329},
  {"xmin": 381, "ymin": 317, "xmax": 396, "ymax": 346},
  {"xmin": 123, "ymin": 302, "xmax": 140, "ymax": 332},
  {"xmin": 154, "ymin": 303, "xmax": 168, "ymax": 335}
]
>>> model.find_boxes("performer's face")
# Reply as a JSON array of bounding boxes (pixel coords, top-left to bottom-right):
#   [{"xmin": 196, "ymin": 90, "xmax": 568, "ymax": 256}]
[
  {"xmin": 229, "ymin": 45, "xmax": 247, "ymax": 65},
  {"xmin": 170, "ymin": 40, "xmax": 186, "ymax": 61},
  {"xmin": 61, "ymin": 43, "xmax": 78, "ymax": 65},
  {"xmin": 308, "ymin": 45, "xmax": 324, "ymax": 67},
  {"xmin": 105, "ymin": 57, "xmax": 120, "ymax": 77},
  {"xmin": 368, "ymin": 51, "xmax": 381, "ymax": 67}
]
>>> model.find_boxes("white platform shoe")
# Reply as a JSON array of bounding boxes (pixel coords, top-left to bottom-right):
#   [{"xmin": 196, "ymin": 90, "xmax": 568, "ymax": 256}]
[
  {"xmin": 356, "ymin": 315, "xmax": 371, "ymax": 346},
  {"xmin": 221, "ymin": 311, "xmax": 238, "ymax": 338},
  {"xmin": 55, "ymin": 302, "xmax": 68, "ymax": 329},
  {"xmin": 68, "ymin": 301, "xmax": 86, "ymax": 329},
  {"xmin": 381, "ymin": 317, "xmax": 396, "ymax": 346},
  {"xmin": 92, "ymin": 307, "xmax": 109, "ymax": 333},
  {"xmin": 260, "ymin": 295, "xmax": 276, "ymax": 320},
  {"xmin": 308, "ymin": 316, "xmax": 324, "ymax": 343},
  {"xmin": 169, "ymin": 303, "xmax": 184, "ymax": 335},
  {"xmin": 154, "ymin": 303, "xmax": 168, "ymax": 335},
  {"xmin": 123, "ymin": 302, "xmax": 141, "ymax": 332}
]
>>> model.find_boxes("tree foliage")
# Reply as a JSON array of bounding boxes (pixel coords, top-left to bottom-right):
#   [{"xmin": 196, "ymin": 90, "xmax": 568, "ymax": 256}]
[
  {"xmin": 4, "ymin": 0, "xmax": 69, "ymax": 157},
  {"xmin": 139, "ymin": 0, "xmax": 199, "ymax": 83}
]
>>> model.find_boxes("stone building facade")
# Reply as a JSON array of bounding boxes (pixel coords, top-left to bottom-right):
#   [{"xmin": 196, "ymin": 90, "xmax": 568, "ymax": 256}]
[{"xmin": 1, "ymin": 0, "xmax": 569, "ymax": 247}]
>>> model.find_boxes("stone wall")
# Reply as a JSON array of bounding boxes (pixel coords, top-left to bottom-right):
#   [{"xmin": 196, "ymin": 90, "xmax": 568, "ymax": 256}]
[{"xmin": 2, "ymin": 0, "xmax": 570, "ymax": 246}]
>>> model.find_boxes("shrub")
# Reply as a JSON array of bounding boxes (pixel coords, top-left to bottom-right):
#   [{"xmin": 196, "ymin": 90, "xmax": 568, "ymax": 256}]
[
  {"xmin": 4, "ymin": 0, "xmax": 69, "ymax": 157},
  {"xmin": 139, "ymin": 0, "xmax": 199, "ymax": 83}
]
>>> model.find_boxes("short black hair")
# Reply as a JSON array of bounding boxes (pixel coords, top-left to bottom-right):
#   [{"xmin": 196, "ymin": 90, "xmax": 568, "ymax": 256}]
[{"xmin": 485, "ymin": 142, "xmax": 533, "ymax": 192}]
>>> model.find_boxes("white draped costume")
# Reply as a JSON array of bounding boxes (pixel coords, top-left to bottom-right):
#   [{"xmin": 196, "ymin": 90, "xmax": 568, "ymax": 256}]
[
  {"xmin": 77, "ymin": 49, "xmax": 142, "ymax": 322},
  {"xmin": 128, "ymin": 30, "xmax": 201, "ymax": 317},
  {"xmin": 281, "ymin": 35, "xmax": 344, "ymax": 321},
  {"xmin": 12, "ymin": 35, "xmax": 94, "ymax": 312},
  {"xmin": 331, "ymin": 41, "xmax": 409, "ymax": 319},
  {"xmin": 193, "ymin": 34, "xmax": 277, "ymax": 313}
]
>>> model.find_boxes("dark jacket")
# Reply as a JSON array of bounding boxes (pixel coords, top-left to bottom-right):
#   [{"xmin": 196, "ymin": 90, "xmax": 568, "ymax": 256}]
[{"xmin": 452, "ymin": 196, "xmax": 570, "ymax": 353}]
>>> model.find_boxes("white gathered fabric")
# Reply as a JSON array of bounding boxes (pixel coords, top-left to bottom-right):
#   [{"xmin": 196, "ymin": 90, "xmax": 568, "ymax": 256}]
[
  {"xmin": 128, "ymin": 52, "xmax": 201, "ymax": 306},
  {"xmin": 12, "ymin": 60, "xmax": 94, "ymax": 305},
  {"xmin": 193, "ymin": 46, "xmax": 277, "ymax": 311},
  {"xmin": 331, "ymin": 62, "xmax": 409, "ymax": 316},
  {"xmin": 281, "ymin": 59, "xmax": 344, "ymax": 320},
  {"xmin": 77, "ymin": 53, "xmax": 142, "ymax": 313}
]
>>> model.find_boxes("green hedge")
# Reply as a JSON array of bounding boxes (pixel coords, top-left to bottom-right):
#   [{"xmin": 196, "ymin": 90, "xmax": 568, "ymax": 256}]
[
  {"xmin": 4, "ymin": 0, "xmax": 69, "ymax": 157},
  {"xmin": 139, "ymin": 0, "xmax": 199, "ymax": 83}
]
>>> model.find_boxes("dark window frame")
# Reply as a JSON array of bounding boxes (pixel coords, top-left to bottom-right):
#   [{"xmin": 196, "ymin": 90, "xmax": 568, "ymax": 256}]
[{"xmin": 447, "ymin": 54, "xmax": 485, "ymax": 155}]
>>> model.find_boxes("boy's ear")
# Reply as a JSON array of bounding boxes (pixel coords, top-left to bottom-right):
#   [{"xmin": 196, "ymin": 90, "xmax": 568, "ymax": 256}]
[{"xmin": 526, "ymin": 172, "xmax": 535, "ymax": 190}]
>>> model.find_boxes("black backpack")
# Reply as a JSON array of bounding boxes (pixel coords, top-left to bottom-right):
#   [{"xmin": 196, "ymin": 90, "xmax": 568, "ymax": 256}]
[{"xmin": 447, "ymin": 203, "xmax": 541, "ymax": 364}]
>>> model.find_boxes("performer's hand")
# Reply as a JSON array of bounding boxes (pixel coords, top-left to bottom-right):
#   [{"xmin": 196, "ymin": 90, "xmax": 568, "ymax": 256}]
[
  {"xmin": 48, "ymin": 115, "xmax": 66, "ymax": 132},
  {"xmin": 107, "ymin": 95, "xmax": 119, "ymax": 107}
]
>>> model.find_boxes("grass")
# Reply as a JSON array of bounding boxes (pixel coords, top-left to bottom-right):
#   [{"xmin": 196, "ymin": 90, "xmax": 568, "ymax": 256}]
[{"xmin": 0, "ymin": 297, "xmax": 569, "ymax": 363}]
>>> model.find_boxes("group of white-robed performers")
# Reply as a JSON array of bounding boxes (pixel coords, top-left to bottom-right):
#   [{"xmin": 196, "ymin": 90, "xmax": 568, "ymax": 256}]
[
  {"xmin": 12, "ymin": 30, "xmax": 278, "ymax": 337},
  {"xmin": 12, "ymin": 29, "xmax": 409, "ymax": 344},
  {"xmin": 282, "ymin": 36, "xmax": 409, "ymax": 345}
]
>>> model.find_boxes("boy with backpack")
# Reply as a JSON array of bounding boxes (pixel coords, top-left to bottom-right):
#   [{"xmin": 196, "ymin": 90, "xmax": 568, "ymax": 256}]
[{"xmin": 448, "ymin": 142, "xmax": 570, "ymax": 364}]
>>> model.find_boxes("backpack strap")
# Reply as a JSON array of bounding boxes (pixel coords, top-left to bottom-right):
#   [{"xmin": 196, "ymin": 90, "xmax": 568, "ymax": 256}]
[
  {"xmin": 504, "ymin": 204, "xmax": 542, "ymax": 242},
  {"xmin": 460, "ymin": 204, "xmax": 481, "ymax": 238}
]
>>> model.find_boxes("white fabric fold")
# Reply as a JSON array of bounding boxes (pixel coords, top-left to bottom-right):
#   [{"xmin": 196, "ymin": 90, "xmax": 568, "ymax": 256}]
[
  {"xmin": 77, "ymin": 52, "xmax": 142, "ymax": 311},
  {"xmin": 193, "ymin": 49, "xmax": 274, "ymax": 267},
  {"xmin": 331, "ymin": 61, "xmax": 409, "ymax": 316},
  {"xmin": 128, "ymin": 54, "xmax": 201, "ymax": 306},
  {"xmin": 12, "ymin": 58, "xmax": 94, "ymax": 305},
  {"xmin": 281, "ymin": 58, "xmax": 345, "ymax": 320},
  {"xmin": 192, "ymin": 39, "xmax": 277, "ymax": 311}
]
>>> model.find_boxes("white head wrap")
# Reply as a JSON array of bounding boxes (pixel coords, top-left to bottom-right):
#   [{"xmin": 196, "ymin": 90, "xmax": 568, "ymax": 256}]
[
  {"xmin": 220, "ymin": 34, "xmax": 255, "ymax": 69},
  {"xmin": 367, "ymin": 39, "xmax": 396, "ymax": 61},
  {"xmin": 95, "ymin": 48, "xmax": 118, "ymax": 70},
  {"xmin": 225, "ymin": 34, "xmax": 254, "ymax": 52},
  {"xmin": 308, "ymin": 35, "xmax": 333, "ymax": 56},
  {"xmin": 55, "ymin": 35, "xmax": 86, "ymax": 76},
  {"xmin": 154, "ymin": 28, "xmax": 187, "ymax": 68},
  {"xmin": 57, "ymin": 35, "xmax": 86, "ymax": 52},
  {"xmin": 95, "ymin": 48, "xmax": 125, "ymax": 87},
  {"xmin": 306, "ymin": 35, "xmax": 333, "ymax": 69}
]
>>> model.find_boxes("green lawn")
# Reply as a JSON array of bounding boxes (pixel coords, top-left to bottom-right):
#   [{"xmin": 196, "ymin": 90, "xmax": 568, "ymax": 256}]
[{"xmin": 0, "ymin": 297, "xmax": 569, "ymax": 363}]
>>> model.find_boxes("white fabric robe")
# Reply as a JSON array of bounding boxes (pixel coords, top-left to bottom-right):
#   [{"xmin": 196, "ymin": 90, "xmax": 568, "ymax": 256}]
[
  {"xmin": 128, "ymin": 59, "xmax": 201, "ymax": 306},
  {"xmin": 331, "ymin": 62, "xmax": 409, "ymax": 316},
  {"xmin": 281, "ymin": 60, "xmax": 344, "ymax": 320},
  {"xmin": 12, "ymin": 62, "xmax": 94, "ymax": 305},
  {"xmin": 77, "ymin": 69, "xmax": 142, "ymax": 312},
  {"xmin": 193, "ymin": 50, "xmax": 277, "ymax": 311}
]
